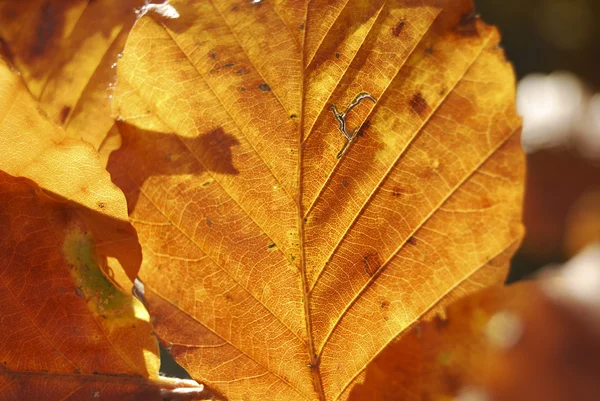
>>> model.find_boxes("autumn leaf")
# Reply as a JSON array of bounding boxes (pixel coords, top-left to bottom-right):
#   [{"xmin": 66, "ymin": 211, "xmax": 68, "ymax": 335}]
[
  {"xmin": 0, "ymin": 58, "xmax": 164, "ymax": 398},
  {"xmin": 349, "ymin": 276, "xmax": 600, "ymax": 401},
  {"xmin": 106, "ymin": 0, "xmax": 524, "ymax": 400},
  {"xmin": 0, "ymin": 0, "xmax": 144, "ymax": 149},
  {"xmin": 0, "ymin": 171, "xmax": 163, "ymax": 401},
  {"xmin": 0, "ymin": 58, "xmax": 141, "ymax": 284},
  {"xmin": 347, "ymin": 282, "xmax": 534, "ymax": 401}
]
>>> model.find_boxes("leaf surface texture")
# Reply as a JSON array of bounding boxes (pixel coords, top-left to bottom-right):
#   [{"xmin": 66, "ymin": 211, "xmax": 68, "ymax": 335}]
[{"xmin": 107, "ymin": 1, "xmax": 525, "ymax": 399}]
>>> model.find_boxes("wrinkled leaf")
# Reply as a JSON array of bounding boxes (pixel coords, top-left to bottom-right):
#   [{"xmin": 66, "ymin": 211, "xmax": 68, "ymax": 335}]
[
  {"xmin": 0, "ymin": 58, "xmax": 141, "ymax": 283},
  {"xmin": 0, "ymin": 0, "xmax": 144, "ymax": 149},
  {"xmin": 107, "ymin": 0, "xmax": 524, "ymax": 400},
  {"xmin": 0, "ymin": 171, "xmax": 161, "ymax": 401}
]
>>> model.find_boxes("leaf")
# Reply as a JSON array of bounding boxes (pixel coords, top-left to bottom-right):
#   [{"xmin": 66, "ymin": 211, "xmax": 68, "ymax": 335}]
[
  {"xmin": 346, "ymin": 282, "xmax": 534, "ymax": 401},
  {"xmin": 107, "ymin": 0, "xmax": 524, "ymax": 400},
  {"xmin": 0, "ymin": 58, "xmax": 141, "ymax": 283},
  {"xmin": 349, "ymin": 278, "xmax": 600, "ymax": 401},
  {"xmin": 0, "ymin": 0, "xmax": 144, "ymax": 149},
  {"xmin": 0, "ymin": 171, "xmax": 162, "ymax": 401}
]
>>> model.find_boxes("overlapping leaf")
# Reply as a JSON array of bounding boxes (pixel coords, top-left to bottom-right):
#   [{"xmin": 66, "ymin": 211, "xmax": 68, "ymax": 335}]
[
  {"xmin": 0, "ymin": 58, "xmax": 142, "ymax": 283},
  {"xmin": 0, "ymin": 0, "xmax": 143, "ymax": 149},
  {"xmin": 0, "ymin": 60, "xmax": 160, "ymax": 400},
  {"xmin": 107, "ymin": 0, "xmax": 525, "ymax": 400}
]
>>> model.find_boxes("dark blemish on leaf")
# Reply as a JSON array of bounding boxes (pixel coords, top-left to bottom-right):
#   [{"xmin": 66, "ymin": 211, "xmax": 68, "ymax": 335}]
[
  {"xmin": 258, "ymin": 83, "xmax": 271, "ymax": 92},
  {"xmin": 211, "ymin": 63, "xmax": 235, "ymax": 73},
  {"xmin": 409, "ymin": 92, "xmax": 428, "ymax": 115},
  {"xmin": 97, "ymin": 202, "xmax": 105, "ymax": 209},
  {"xmin": 166, "ymin": 153, "xmax": 172, "ymax": 161},
  {"xmin": 236, "ymin": 68, "xmax": 249, "ymax": 75},
  {"xmin": 201, "ymin": 180, "xmax": 211, "ymax": 187},
  {"xmin": 391, "ymin": 21, "xmax": 405, "ymax": 37},
  {"xmin": 267, "ymin": 243, "xmax": 276, "ymax": 249},
  {"xmin": 290, "ymin": 114, "xmax": 297, "ymax": 119},
  {"xmin": 74, "ymin": 368, "xmax": 81, "ymax": 373},
  {"xmin": 299, "ymin": 23, "xmax": 305, "ymax": 30},
  {"xmin": 455, "ymin": 10, "xmax": 479, "ymax": 36},
  {"xmin": 357, "ymin": 120, "xmax": 371, "ymax": 138},
  {"xmin": 59, "ymin": 106, "xmax": 71, "ymax": 124},
  {"xmin": 240, "ymin": 87, "xmax": 246, "ymax": 91},
  {"xmin": 92, "ymin": 371, "xmax": 99, "ymax": 375},
  {"xmin": 425, "ymin": 47, "xmax": 434, "ymax": 55},
  {"xmin": 225, "ymin": 294, "xmax": 233, "ymax": 301},
  {"xmin": 363, "ymin": 252, "xmax": 381, "ymax": 277},
  {"xmin": 205, "ymin": 217, "xmax": 212, "ymax": 227},
  {"xmin": 380, "ymin": 300, "xmax": 390, "ymax": 309},
  {"xmin": 407, "ymin": 236, "xmax": 418, "ymax": 246},
  {"xmin": 392, "ymin": 186, "xmax": 403, "ymax": 197},
  {"xmin": 31, "ymin": 3, "xmax": 57, "ymax": 59},
  {"xmin": 208, "ymin": 50, "xmax": 216, "ymax": 60},
  {"xmin": 303, "ymin": 217, "xmax": 308, "ymax": 223},
  {"xmin": 290, "ymin": 255, "xmax": 296, "ymax": 262},
  {"xmin": 231, "ymin": 4, "xmax": 238, "ymax": 11},
  {"xmin": 335, "ymin": 53, "xmax": 340, "ymax": 59},
  {"xmin": 341, "ymin": 180, "xmax": 348, "ymax": 188}
]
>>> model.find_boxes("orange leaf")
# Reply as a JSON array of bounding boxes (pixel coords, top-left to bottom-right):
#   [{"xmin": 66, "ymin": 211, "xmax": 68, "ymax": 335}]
[
  {"xmin": 107, "ymin": 1, "xmax": 525, "ymax": 400},
  {"xmin": 0, "ymin": 0, "xmax": 144, "ymax": 149},
  {"xmin": 0, "ymin": 58, "xmax": 141, "ymax": 284},
  {"xmin": 0, "ymin": 171, "xmax": 162, "ymax": 399},
  {"xmin": 349, "ymin": 280, "xmax": 600, "ymax": 401}
]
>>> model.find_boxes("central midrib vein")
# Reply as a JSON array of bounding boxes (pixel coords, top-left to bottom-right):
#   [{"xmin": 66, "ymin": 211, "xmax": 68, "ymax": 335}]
[{"xmin": 297, "ymin": 4, "xmax": 326, "ymax": 401}]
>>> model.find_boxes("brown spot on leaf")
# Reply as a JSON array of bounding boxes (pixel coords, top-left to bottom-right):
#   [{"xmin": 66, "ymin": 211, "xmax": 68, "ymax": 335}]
[
  {"xmin": 236, "ymin": 68, "xmax": 249, "ymax": 75},
  {"xmin": 258, "ymin": 83, "xmax": 271, "ymax": 92},
  {"xmin": 31, "ymin": 3, "xmax": 58, "ymax": 59},
  {"xmin": 205, "ymin": 217, "xmax": 212, "ymax": 227},
  {"xmin": 409, "ymin": 92, "xmax": 428, "ymax": 115},
  {"xmin": 407, "ymin": 236, "xmax": 418, "ymax": 246},
  {"xmin": 75, "ymin": 287, "xmax": 85, "ymax": 299},
  {"xmin": 342, "ymin": 180, "xmax": 348, "ymax": 188},
  {"xmin": 59, "ymin": 106, "xmax": 71, "ymax": 124},
  {"xmin": 391, "ymin": 21, "xmax": 405, "ymax": 37},
  {"xmin": 380, "ymin": 300, "xmax": 390, "ymax": 309},
  {"xmin": 357, "ymin": 120, "xmax": 371, "ymax": 138},
  {"xmin": 363, "ymin": 252, "xmax": 381, "ymax": 277},
  {"xmin": 392, "ymin": 186, "xmax": 403, "ymax": 197}
]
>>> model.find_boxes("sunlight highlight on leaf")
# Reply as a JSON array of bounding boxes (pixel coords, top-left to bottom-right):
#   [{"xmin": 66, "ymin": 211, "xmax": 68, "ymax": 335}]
[{"xmin": 106, "ymin": 0, "xmax": 525, "ymax": 399}]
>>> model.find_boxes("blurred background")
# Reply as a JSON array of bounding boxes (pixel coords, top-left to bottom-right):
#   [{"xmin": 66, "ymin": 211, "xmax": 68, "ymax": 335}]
[{"xmin": 474, "ymin": 0, "xmax": 600, "ymax": 282}]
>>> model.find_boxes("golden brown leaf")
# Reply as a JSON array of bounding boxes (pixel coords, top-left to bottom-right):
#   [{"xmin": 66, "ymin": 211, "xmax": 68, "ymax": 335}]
[
  {"xmin": 0, "ymin": 171, "xmax": 161, "ymax": 401},
  {"xmin": 0, "ymin": 58, "xmax": 141, "ymax": 283},
  {"xmin": 0, "ymin": 0, "xmax": 144, "ymax": 149},
  {"xmin": 107, "ymin": 1, "xmax": 524, "ymax": 400}
]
